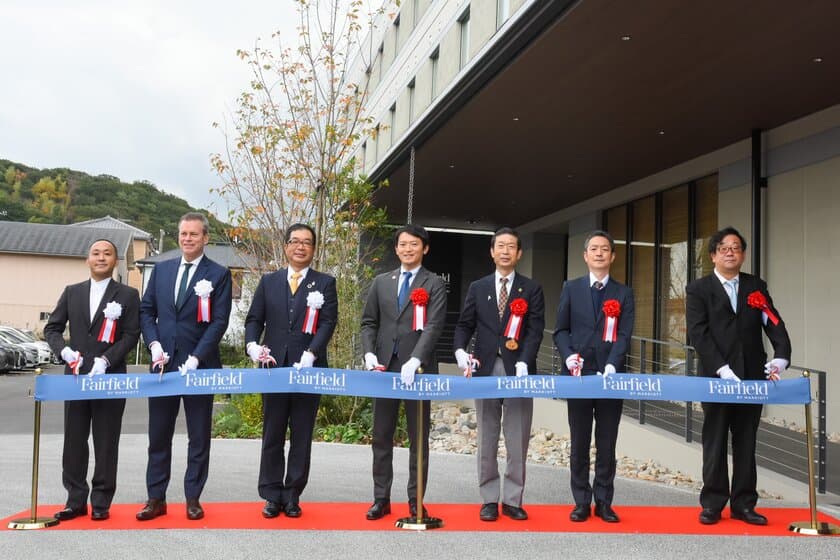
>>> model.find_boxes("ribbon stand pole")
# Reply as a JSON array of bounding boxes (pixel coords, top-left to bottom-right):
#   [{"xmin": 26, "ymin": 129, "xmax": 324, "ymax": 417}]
[
  {"xmin": 8, "ymin": 368, "xmax": 59, "ymax": 530},
  {"xmin": 789, "ymin": 371, "xmax": 839, "ymax": 535},
  {"xmin": 396, "ymin": 376, "xmax": 443, "ymax": 530}
]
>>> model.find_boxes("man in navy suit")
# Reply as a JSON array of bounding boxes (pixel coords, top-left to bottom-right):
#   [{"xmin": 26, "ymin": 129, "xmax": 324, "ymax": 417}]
[
  {"xmin": 244, "ymin": 223, "xmax": 338, "ymax": 519},
  {"xmin": 453, "ymin": 227, "xmax": 545, "ymax": 522},
  {"xmin": 687, "ymin": 226, "xmax": 791, "ymax": 526},
  {"xmin": 137, "ymin": 212, "xmax": 232, "ymax": 521},
  {"xmin": 360, "ymin": 224, "xmax": 447, "ymax": 520},
  {"xmin": 553, "ymin": 230, "xmax": 635, "ymax": 523},
  {"xmin": 44, "ymin": 239, "xmax": 141, "ymax": 521}
]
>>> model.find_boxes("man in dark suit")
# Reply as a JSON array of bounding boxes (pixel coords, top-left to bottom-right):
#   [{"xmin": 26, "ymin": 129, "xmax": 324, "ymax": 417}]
[
  {"xmin": 244, "ymin": 223, "xmax": 338, "ymax": 519},
  {"xmin": 137, "ymin": 212, "xmax": 232, "ymax": 521},
  {"xmin": 554, "ymin": 230, "xmax": 635, "ymax": 523},
  {"xmin": 453, "ymin": 227, "xmax": 545, "ymax": 522},
  {"xmin": 686, "ymin": 226, "xmax": 791, "ymax": 526},
  {"xmin": 360, "ymin": 224, "xmax": 446, "ymax": 520},
  {"xmin": 44, "ymin": 239, "xmax": 141, "ymax": 521}
]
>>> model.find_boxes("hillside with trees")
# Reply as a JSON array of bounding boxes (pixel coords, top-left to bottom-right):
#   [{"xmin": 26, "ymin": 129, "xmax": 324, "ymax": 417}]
[{"xmin": 0, "ymin": 158, "xmax": 228, "ymax": 250}]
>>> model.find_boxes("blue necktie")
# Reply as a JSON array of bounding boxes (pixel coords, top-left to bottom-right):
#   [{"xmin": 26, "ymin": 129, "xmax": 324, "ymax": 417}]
[
  {"xmin": 725, "ymin": 278, "xmax": 738, "ymax": 312},
  {"xmin": 397, "ymin": 271, "xmax": 411, "ymax": 311},
  {"xmin": 176, "ymin": 262, "xmax": 192, "ymax": 309}
]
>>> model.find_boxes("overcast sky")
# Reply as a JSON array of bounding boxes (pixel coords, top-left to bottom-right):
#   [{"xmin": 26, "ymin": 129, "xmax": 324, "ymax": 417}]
[{"xmin": 0, "ymin": 0, "xmax": 300, "ymax": 214}]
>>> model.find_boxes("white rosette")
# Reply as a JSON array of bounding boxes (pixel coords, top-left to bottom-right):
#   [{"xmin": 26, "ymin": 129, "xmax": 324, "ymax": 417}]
[
  {"xmin": 194, "ymin": 279, "xmax": 214, "ymax": 322},
  {"xmin": 98, "ymin": 301, "xmax": 123, "ymax": 343},
  {"xmin": 303, "ymin": 290, "xmax": 324, "ymax": 334}
]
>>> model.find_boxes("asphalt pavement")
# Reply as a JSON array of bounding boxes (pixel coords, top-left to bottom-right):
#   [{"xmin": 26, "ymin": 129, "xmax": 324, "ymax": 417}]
[{"xmin": 1, "ymin": 368, "xmax": 839, "ymax": 559}]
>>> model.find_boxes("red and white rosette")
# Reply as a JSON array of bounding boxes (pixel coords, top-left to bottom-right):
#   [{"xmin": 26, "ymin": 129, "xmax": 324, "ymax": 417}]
[
  {"xmin": 504, "ymin": 298, "xmax": 529, "ymax": 344},
  {"xmin": 410, "ymin": 288, "xmax": 429, "ymax": 331},
  {"xmin": 602, "ymin": 299, "xmax": 621, "ymax": 342},
  {"xmin": 194, "ymin": 279, "xmax": 213, "ymax": 322},
  {"xmin": 97, "ymin": 301, "xmax": 122, "ymax": 343},
  {"xmin": 303, "ymin": 291, "xmax": 324, "ymax": 334},
  {"xmin": 747, "ymin": 290, "xmax": 780, "ymax": 326}
]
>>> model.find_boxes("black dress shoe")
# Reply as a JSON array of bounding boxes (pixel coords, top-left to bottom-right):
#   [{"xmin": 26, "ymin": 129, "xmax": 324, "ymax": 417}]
[
  {"xmin": 501, "ymin": 504, "xmax": 528, "ymax": 520},
  {"xmin": 731, "ymin": 508, "xmax": 768, "ymax": 525},
  {"xmin": 186, "ymin": 498, "xmax": 204, "ymax": 520},
  {"xmin": 408, "ymin": 500, "xmax": 429, "ymax": 518},
  {"xmin": 594, "ymin": 502, "xmax": 619, "ymax": 523},
  {"xmin": 91, "ymin": 509, "xmax": 110, "ymax": 521},
  {"xmin": 479, "ymin": 502, "xmax": 499, "ymax": 522},
  {"xmin": 262, "ymin": 501, "xmax": 282, "ymax": 519},
  {"xmin": 699, "ymin": 508, "xmax": 721, "ymax": 525},
  {"xmin": 366, "ymin": 500, "xmax": 391, "ymax": 520},
  {"xmin": 284, "ymin": 502, "xmax": 302, "ymax": 518},
  {"xmin": 54, "ymin": 506, "xmax": 87, "ymax": 521},
  {"xmin": 570, "ymin": 504, "xmax": 590, "ymax": 522},
  {"xmin": 136, "ymin": 498, "xmax": 167, "ymax": 521}
]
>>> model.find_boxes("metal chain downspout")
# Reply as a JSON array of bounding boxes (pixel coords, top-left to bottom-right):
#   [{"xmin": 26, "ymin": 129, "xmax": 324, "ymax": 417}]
[{"xmin": 407, "ymin": 146, "xmax": 416, "ymax": 224}]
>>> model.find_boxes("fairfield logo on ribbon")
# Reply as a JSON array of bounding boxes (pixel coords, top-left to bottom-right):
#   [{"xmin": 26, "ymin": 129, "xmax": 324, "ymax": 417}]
[
  {"xmin": 602, "ymin": 375, "xmax": 662, "ymax": 398},
  {"xmin": 80, "ymin": 375, "xmax": 140, "ymax": 395},
  {"xmin": 185, "ymin": 370, "xmax": 244, "ymax": 391},
  {"xmin": 708, "ymin": 380, "xmax": 770, "ymax": 401},
  {"xmin": 496, "ymin": 376, "xmax": 556, "ymax": 395},
  {"xmin": 393, "ymin": 375, "xmax": 451, "ymax": 396},
  {"xmin": 288, "ymin": 369, "xmax": 347, "ymax": 393}
]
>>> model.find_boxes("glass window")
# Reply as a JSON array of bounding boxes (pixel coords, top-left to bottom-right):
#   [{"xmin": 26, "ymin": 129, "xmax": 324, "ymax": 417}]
[
  {"xmin": 605, "ymin": 206, "xmax": 627, "ymax": 284},
  {"xmin": 497, "ymin": 0, "xmax": 510, "ymax": 29},
  {"xmin": 429, "ymin": 47, "xmax": 439, "ymax": 99},
  {"xmin": 459, "ymin": 8, "xmax": 471, "ymax": 70},
  {"xmin": 408, "ymin": 78, "xmax": 416, "ymax": 122},
  {"xmin": 693, "ymin": 174, "xmax": 718, "ymax": 280}
]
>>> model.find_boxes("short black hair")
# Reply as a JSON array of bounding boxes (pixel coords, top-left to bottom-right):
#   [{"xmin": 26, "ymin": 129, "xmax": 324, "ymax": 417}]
[
  {"xmin": 708, "ymin": 226, "xmax": 747, "ymax": 255},
  {"xmin": 393, "ymin": 224, "xmax": 430, "ymax": 247},
  {"xmin": 584, "ymin": 230, "xmax": 615, "ymax": 252},
  {"xmin": 179, "ymin": 211, "xmax": 210, "ymax": 235},
  {"xmin": 285, "ymin": 223, "xmax": 316, "ymax": 246},
  {"xmin": 89, "ymin": 238, "xmax": 118, "ymax": 254},
  {"xmin": 491, "ymin": 226, "xmax": 521, "ymax": 249}
]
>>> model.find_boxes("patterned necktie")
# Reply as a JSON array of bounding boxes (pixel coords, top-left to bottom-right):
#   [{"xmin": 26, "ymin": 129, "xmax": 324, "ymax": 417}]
[
  {"xmin": 397, "ymin": 271, "xmax": 411, "ymax": 310},
  {"xmin": 725, "ymin": 278, "xmax": 738, "ymax": 312},
  {"xmin": 176, "ymin": 262, "xmax": 192, "ymax": 309},
  {"xmin": 498, "ymin": 277, "xmax": 508, "ymax": 319},
  {"xmin": 290, "ymin": 272, "xmax": 302, "ymax": 295},
  {"xmin": 593, "ymin": 280, "xmax": 604, "ymax": 290}
]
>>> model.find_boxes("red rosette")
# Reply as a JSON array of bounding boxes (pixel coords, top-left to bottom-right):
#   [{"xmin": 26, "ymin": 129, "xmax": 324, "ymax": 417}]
[
  {"xmin": 603, "ymin": 299, "xmax": 621, "ymax": 318},
  {"xmin": 746, "ymin": 290, "xmax": 780, "ymax": 326},
  {"xmin": 509, "ymin": 298, "xmax": 528, "ymax": 316},
  {"xmin": 410, "ymin": 288, "xmax": 429, "ymax": 306}
]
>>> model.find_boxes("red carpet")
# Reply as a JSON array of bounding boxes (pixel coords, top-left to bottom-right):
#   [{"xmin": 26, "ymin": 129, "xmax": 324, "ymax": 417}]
[{"xmin": 4, "ymin": 503, "xmax": 839, "ymax": 535}]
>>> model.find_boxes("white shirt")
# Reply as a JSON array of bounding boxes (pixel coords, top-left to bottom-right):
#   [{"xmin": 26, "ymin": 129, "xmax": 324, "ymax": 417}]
[
  {"xmin": 89, "ymin": 277, "xmax": 111, "ymax": 322},
  {"xmin": 174, "ymin": 254, "xmax": 204, "ymax": 301},
  {"xmin": 589, "ymin": 272, "xmax": 610, "ymax": 289},
  {"xmin": 495, "ymin": 270, "xmax": 516, "ymax": 302},
  {"xmin": 713, "ymin": 269, "xmax": 739, "ymax": 289},
  {"xmin": 288, "ymin": 266, "xmax": 309, "ymax": 286},
  {"xmin": 398, "ymin": 265, "xmax": 421, "ymax": 297}
]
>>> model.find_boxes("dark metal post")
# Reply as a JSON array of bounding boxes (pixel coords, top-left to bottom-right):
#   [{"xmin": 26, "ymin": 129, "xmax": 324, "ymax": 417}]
[
  {"xmin": 818, "ymin": 370, "xmax": 827, "ymax": 494},
  {"xmin": 639, "ymin": 339, "xmax": 646, "ymax": 424},
  {"xmin": 685, "ymin": 346, "xmax": 694, "ymax": 443}
]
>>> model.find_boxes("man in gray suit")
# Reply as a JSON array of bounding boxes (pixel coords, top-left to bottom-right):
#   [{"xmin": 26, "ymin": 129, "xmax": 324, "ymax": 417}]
[{"xmin": 360, "ymin": 224, "xmax": 447, "ymax": 520}]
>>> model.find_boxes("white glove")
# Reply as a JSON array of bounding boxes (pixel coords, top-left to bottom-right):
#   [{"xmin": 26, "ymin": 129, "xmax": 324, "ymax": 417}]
[
  {"xmin": 89, "ymin": 357, "xmax": 108, "ymax": 377},
  {"xmin": 178, "ymin": 355, "xmax": 199, "ymax": 377},
  {"xmin": 764, "ymin": 358, "xmax": 789, "ymax": 381},
  {"xmin": 599, "ymin": 363, "xmax": 616, "ymax": 378},
  {"xmin": 61, "ymin": 346, "xmax": 79, "ymax": 364},
  {"xmin": 565, "ymin": 353, "xmax": 583, "ymax": 376},
  {"xmin": 293, "ymin": 350, "xmax": 316, "ymax": 369},
  {"xmin": 364, "ymin": 352, "xmax": 383, "ymax": 371},
  {"xmin": 401, "ymin": 357, "xmax": 421, "ymax": 385},
  {"xmin": 514, "ymin": 361, "xmax": 528, "ymax": 378},
  {"xmin": 246, "ymin": 342, "xmax": 263, "ymax": 364},
  {"xmin": 717, "ymin": 364, "xmax": 741, "ymax": 382},
  {"xmin": 150, "ymin": 341, "xmax": 169, "ymax": 365},
  {"xmin": 455, "ymin": 349, "xmax": 471, "ymax": 371}
]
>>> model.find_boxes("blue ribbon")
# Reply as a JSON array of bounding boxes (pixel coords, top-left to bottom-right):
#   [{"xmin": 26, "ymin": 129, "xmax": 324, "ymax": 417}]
[{"xmin": 34, "ymin": 368, "xmax": 811, "ymax": 405}]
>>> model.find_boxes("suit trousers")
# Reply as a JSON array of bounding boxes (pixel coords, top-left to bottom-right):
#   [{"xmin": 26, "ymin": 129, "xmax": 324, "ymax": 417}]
[
  {"xmin": 700, "ymin": 402, "xmax": 762, "ymax": 512},
  {"xmin": 371, "ymin": 356, "xmax": 430, "ymax": 501},
  {"xmin": 146, "ymin": 394, "xmax": 214, "ymax": 500},
  {"xmin": 62, "ymin": 397, "xmax": 126, "ymax": 510},
  {"xmin": 567, "ymin": 395, "xmax": 623, "ymax": 506},
  {"xmin": 475, "ymin": 358, "xmax": 533, "ymax": 507},
  {"xmin": 258, "ymin": 392, "xmax": 321, "ymax": 505}
]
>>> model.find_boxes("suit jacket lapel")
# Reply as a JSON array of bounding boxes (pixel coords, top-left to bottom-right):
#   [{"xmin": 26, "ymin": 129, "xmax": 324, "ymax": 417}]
[
  {"xmin": 90, "ymin": 279, "xmax": 119, "ymax": 333},
  {"xmin": 291, "ymin": 269, "xmax": 311, "ymax": 325},
  {"xmin": 397, "ymin": 268, "xmax": 420, "ymax": 318},
  {"xmin": 80, "ymin": 280, "xmax": 92, "ymax": 330}
]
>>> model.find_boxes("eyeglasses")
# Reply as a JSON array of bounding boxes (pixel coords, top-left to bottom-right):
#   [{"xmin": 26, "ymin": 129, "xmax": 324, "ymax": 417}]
[
  {"xmin": 286, "ymin": 239, "xmax": 314, "ymax": 248},
  {"xmin": 716, "ymin": 244, "xmax": 742, "ymax": 254}
]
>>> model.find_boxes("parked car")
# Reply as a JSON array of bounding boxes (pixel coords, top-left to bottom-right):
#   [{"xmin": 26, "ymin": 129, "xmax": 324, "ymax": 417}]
[
  {"xmin": 0, "ymin": 332, "xmax": 38, "ymax": 368},
  {"xmin": 0, "ymin": 327, "xmax": 52, "ymax": 365},
  {"xmin": 0, "ymin": 341, "xmax": 25, "ymax": 372}
]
